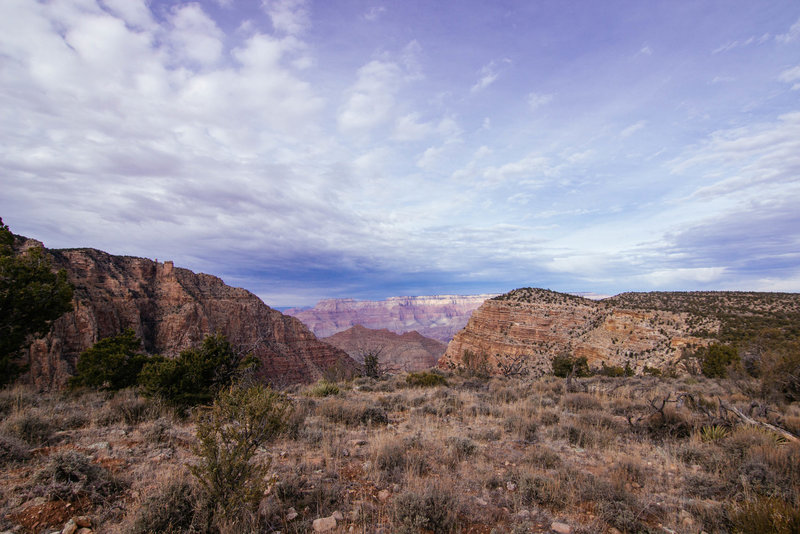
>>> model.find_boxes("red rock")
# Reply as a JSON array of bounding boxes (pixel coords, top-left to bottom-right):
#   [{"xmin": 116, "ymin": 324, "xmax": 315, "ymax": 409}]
[
  {"xmin": 22, "ymin": 246, "xmax": 358, "ymax": 388},
  {"xmin": 323, "ymin": 325, "xmax": 446, "ymax": 372}
]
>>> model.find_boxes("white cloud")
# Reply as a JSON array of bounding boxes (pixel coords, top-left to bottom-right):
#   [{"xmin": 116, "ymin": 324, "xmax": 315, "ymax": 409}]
[
  {"xmin": 170, "ymin": 4, "xmax": 224, "ymax": 67},
  {"xmin": 620, "ymin": 120, "xmax": 646, "ymax": 138},
  {"xmin": 100, "ymin": 0, "xmax": 155, "ymax": 29},
  {"xmin": 527, "ymin": 92, "xmax": 553, "ymax": 111},
  {"xmin": 338, "ymin": 60, "xmax": 403, "ymax": 135},
  {"xmin": 640, "ymin": 267, "xmax": 727, "ymax": 286},
  {"xmin": 262, "ymin": 0, "xmax": 309, "ymax": 36},
  {"xmin": 639, "ymin": 44, "xmax": 653, "ymax": 56},
  {"xmin": 470, "ymin": 59, "xmax": 510, "ymax": 93},
  {"xmin": 363, "ymin": 5, "xmax": 386, "ymax": 21},
  {"xmin": 776, "ymin": 16, "xmax": 800, "ymax": 44},
  {"xmin": 393, "ymin": 113, "xmax": 434, "ymax": 141},
  {"xmin": 779, "ymin": 65, "xmax": 800, "ymax": 90}
]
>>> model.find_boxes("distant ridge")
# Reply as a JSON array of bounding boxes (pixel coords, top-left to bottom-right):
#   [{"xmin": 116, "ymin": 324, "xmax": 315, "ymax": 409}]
[{"xmin": 285, "ymin": 294, "xmax": 498, "ymax": 342}]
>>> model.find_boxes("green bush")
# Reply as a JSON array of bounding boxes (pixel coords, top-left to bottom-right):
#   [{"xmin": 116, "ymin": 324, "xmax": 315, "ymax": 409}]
[
  {"xmin": 139, "ymin": 333, "xmax": 256, "ymax": 408},
  {"xmin": 70, "ymin": 329, "xmax": 152, "ymax": 391},
  {"xmin": 406, "ymin": 371, "xmax": 448, "ymax": 387},
  {"xmin": 307, "ymin": 379, "xmax": 340, "ymax": 397},
  {"xmin": 552, "ymin": 355, "xmax": 591, "ymax": 378},
  {"xmin": 191, "ymin": 385, "xmax": 291, "ymax": 530},
  {"xmin": 699, "ymin": 344, "xmax": 740, "ymax": 378},
  {"xmin": 1, "ymin": 218, "xmax": 74, "ymax": 385}
]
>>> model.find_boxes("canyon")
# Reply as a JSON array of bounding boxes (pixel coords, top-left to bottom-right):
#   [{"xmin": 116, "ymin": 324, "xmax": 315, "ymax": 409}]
[
  {"xmin": 285, "ymin": 294, "xmax": 497, "ymax": 342},
  {"xmin": 20, "ymin": 240, "xmax": 358, "ymax": 389},
  {"xmin": 322, "ymin": 325, "xmax": 446, "ymax": 372}
]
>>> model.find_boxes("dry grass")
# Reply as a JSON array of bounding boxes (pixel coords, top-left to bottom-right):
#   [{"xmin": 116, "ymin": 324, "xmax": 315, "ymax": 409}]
[{"xmin": 0, "ymin": 372, "xmax": 798, "ymax": 533}]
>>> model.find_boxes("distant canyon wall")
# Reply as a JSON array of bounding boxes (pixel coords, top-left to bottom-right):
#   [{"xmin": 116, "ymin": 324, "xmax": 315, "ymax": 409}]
[
  {"xmin": 285, "ymin": 294, "xmax": 498, "ymax": 343},
  {"xmin": 23, "ymin": 244, "xmax": 357, "ymax": 389},
  {"xmin": 439, "ymin": 288, "xmax": 718, "ymax": 376},
  {"xmin": 323, "ymin": 325, "xmax": 446, "ymax": 372}
]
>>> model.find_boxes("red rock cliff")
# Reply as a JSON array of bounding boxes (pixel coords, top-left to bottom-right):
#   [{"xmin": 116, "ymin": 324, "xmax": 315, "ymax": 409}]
[
  {"xmin": 24, "ymin": 247, "xmax": 358, "ymax": 389},
  {"xmin": 439, "ymin": 288, "xmax": 717, "ymax": 376},
  {"xmin": 323, "ymin": 325, "xmax": 446, "ymax": 372}
]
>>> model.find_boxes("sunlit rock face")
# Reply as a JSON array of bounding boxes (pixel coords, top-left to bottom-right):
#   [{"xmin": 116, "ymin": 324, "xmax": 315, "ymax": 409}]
[
  {"xmin": 439, "ymin": 288, "xmax": 718, "ymax": 377},
  {"xmin": 285, "ymin": 294, "xmax": 497, "ymax": 343},
  {"xmin": 323, "ymin": 324, "xmax": 446, "ymax": 373},
  {"xmin": 25, "ymin": 247, "xmax": 358, "ymax": 389}
]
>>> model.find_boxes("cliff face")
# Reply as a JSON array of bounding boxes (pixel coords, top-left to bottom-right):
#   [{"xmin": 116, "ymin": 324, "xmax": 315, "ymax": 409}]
[
  {"xmin": 25, "ymin": 247, "xmax": 358, "ymax": 389},
  {"xmin": 323, "ymin": 325, "xmax": 446, "ymax": 372},
  {"xmin": 439, "ymin": 288, "xmax": 717, "ymax": 376},
  {"xmin": 285, "ymin": 294, "xmax": 497, "ymax": 342}
]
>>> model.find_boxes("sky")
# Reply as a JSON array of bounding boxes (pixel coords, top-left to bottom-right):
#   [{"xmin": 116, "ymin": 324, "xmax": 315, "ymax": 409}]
[{"xmin": 1, "ymin": 0, "xmax": 799, "ymax": 307}]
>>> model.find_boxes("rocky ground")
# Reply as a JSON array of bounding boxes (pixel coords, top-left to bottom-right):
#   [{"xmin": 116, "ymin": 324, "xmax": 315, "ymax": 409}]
[{"xmin": 1, "ymin": 371, "xmax": 799, "ymax": 533}]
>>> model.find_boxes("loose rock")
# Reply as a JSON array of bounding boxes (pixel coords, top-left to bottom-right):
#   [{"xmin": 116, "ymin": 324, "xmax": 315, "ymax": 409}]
[{"xmin": 551, "ymin": 521, "xmax": 572, "ymax": 534}]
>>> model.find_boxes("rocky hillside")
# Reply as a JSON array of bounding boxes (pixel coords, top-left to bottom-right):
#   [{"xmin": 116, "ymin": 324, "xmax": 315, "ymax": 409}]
[
  {"xmin": 285, "ymin": 294, "xmax": 496, "ymax": 342},
  {"xmin": 23, "ymin": 244, "xmax": 358, "ymax": 389},
  {"xmin": 323, "ymin": 325, "xmax": 446, "ymax": 372},
  {"xmin": 439, "ymin": 287, "xmax": 720, "ymax": 376}
]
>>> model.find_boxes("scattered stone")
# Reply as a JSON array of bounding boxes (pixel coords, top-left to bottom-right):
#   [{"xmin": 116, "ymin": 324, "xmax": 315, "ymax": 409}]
[
  {"xmin": 312, "ymin": 515, "xmax": 337, "ymax": 532},
  {"xmin": 516, "ymin": 510, "xmax": 531, "ymax": 520},
  {"xmin": 506, "ymin": 481, "xmax": 517, "ymax": 491},
  {"xmin": 475, "ymin": 497, "xmax": 488, "ymax": 506},
  {"xmin": 74, "ymin": 517, "xmax": 91, "ymax": 528},
  {"xmin": 61, "ymin": 519, "xmax": 77, "ymax": 534},
  {"xmin": 391, "ymin": 483, "xmax": 401, "ymax": 493},
  {"xmin": 551, "ymin": 521, "xmax": 572, "ymax": 534},
  {"xmin": 88, "ymin": 442, "xmax": 110, "ymax": 451},
  {"xmin": 332, "ymin": 511, "xmax": 343, "ymax": 521},
  {"xmin": 286, "ymin": 508, "xmax": 298, "ymax": 521},
  {"xmin": 76, "ymin": 529, "xmax": 91, "ymax": 534},
  {"xmin": 377, "ymin": 489, "xmax": 391, "ymax": 502}
]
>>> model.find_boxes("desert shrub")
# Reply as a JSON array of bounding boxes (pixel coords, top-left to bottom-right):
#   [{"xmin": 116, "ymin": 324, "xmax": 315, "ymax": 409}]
[
  {"xmin": 270, "ymin": 471, "xmax": 343, "ymax": 524},
  {"xmin": 140, "ymin": 333, "xmax": 256, "ymax": 409},
  {"xmin": 504, "ymin": 415, "xmax": 538, "ymax": 442},
  {"xmin": 526, "ymin": 448, "xmax": 562, "ymax": 469},
  {"xmin": 698, "ymin": 344, "xmax": 740, "ymax": 378},
  {"xmin": 597, "ymin": 362, "xmax": 627, "ymax": 377},
  {"xmin": 0, "ymin": 433, "xmax": 30, "ymax": 465},
  {"xmin": 461, "ymin": 350, "xmax": 491, "ymax": 377},
  {"xmin": 307, "ymin": 379, "xmax": 340, "ymax": 397},
  {"xmin": 142, "ymin": 417, "xmax": 172, "ymax": 444},
  {"xmin": 538, "ymin": 409, "xmax": 560, "ymax": 426},
  {"xmin": 759, "ymin": 345, "xmax": 800, "ymax": 403},
  {"xmin": 374, "ymin": 437, "xmax": 429, "ymax": 483},
  {"xmin": 563, "ymin": 392, "xmax": 601, "ymax": 412},
  {"xmin": 646, "ymin": 407, "xmax": 694, "ymax": 440},
  {"xmin": 684, "ymin": 472, "xmax": 727, "ymax": 498},
  {"xmin": 129, "ymin": 476, "xmax": 198, "ymax": 534},
  {"xmin": 318, "ymin": 398, "xmax": 388, "ymax": 426},
  {"xmin": 643, "ymin": 365, "xmax": 662, "ymax": 376},
  {"xmin": 729, "ymin": 497, "xmax": 800, "ymax": 534},
  {"xmin": 69, "ymin": 329, "xmax": 152, "ymax": 391},
  {"xmin": 445, "ymin": 436, "xmax": 477, "ymax": 464},
  {"xmin": 0, "ymin": 410, "xmax": 54, "ymax": 446},
  {"xmin": 191, "ymin": 385, "xmax": 290, "ymax": 529},
  {"xmin": 31, "ymin": 450, "xmax": 122, "ymax": 501},
  {"xmin": 517, "ymin": 472, "xmax": 568, "ymax": 510},
  {"xmin": 700, "ymin": 424, "xmax": 729, "ymax": 442},
  {"xmin": 406, "ymin": 371, "xmax": 448, "ymax": 387},
  {"xmin": 552, "ymin": 355, "xmax": 591, "ymax": 378},
  {"xmin": 95, "ymin": 389, "xmax": 157, "ymax": 426},
  {"xmin": 394, "ymin": 481, "xmax": 459, "ymax": 534},
  {"xmin": 586, "ymin": 479, "xmax": 659, "ymax": 533}
]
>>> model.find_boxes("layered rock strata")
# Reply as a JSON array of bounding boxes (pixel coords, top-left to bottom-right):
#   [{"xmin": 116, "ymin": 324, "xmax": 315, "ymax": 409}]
[
  {"xmin": 286, "ymin": 295, "xmax": 497, "ymax": 342},
  {"xmin": 24, "ymin": 246, "xmax": 358, "ymax": 389},
  {"xmin": 439, "ymin": 288, "xmax": 717, "ymax": 376},
  {"xmin": 323, "ymin": 325, "xmax": 446, "ymax": 372}
]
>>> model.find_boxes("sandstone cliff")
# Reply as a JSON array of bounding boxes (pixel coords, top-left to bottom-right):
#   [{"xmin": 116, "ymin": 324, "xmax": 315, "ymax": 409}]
[
  {"xmin": 285, "ymin": 294, "xmax": 497, "ymax": 342},
  {"xmin": 24, "ymin": 246, "xmax": 358, "ymax": 389},
  {"xmin": 323, "ymin": 325, "xmax": 446, "ymax": 372},
  {"xmin": 439, "ymin": 288, "xmax": 718, "ymax": 376}
]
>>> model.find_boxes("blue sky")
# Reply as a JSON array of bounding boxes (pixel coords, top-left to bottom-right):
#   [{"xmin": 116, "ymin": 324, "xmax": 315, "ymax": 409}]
[{"xmin": 1, "ymin": 0, "xmax": 799, "ymax": 307}]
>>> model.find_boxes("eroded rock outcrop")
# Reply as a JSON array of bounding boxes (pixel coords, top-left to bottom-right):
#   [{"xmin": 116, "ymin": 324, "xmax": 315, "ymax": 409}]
[
  {"xmin": 323, "ymin": 325, "xmax": 446, "ymax": 372},
  {"xmin": 24, "ymin": 247, "xmax": 358, "ymax": 389},
  {"xmin": 285, "ymin": 295, "xmax": 497, "ymax": 342},
  {"xmin": 439, "ymin": 288, "xmax": 717, "ymax": 376}
]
